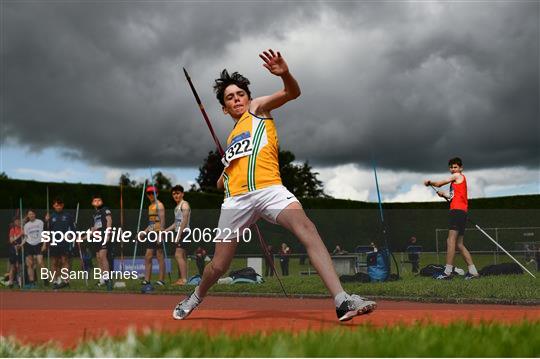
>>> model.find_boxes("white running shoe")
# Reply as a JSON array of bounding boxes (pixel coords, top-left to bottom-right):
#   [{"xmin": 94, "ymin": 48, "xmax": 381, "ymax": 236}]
[
  {"xmin": 172, "ymin": 291, "xmax": 202, "ymax": 320},
  {"xmin": 336, "ymin": 294, "xmax": 377, "ymax": 322}
]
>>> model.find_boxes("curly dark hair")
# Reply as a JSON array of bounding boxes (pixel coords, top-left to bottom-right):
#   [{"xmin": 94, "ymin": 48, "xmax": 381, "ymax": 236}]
[
  {"xmin": 448, "ymin": 157, "xmax": 463, "ymax": 167},
  {"xmin": 213, "ymin": 69, "xmax": 251, "ymax": 107}
]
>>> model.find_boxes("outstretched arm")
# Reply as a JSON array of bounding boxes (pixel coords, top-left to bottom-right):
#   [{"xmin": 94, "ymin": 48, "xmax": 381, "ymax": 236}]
[
  {"xmin": 424, "ymin": 175, "xmax": 460, "ymax": 200},
  {"xmin": 424, "ymin": 174, "xmax": 459, "ymax": 188},
  {"xmin": 251, "ymin": 49, "xmax": 301, "ymax": 116}
]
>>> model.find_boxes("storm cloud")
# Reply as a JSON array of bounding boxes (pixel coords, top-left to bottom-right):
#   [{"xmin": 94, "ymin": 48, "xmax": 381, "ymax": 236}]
[{"xmin": 3, "ymin": 2, "xmax": 539, "ymax": 172}]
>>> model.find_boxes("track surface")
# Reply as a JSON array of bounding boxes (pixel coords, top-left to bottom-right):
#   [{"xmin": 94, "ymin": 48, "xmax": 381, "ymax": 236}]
[{"xmin": 2, "ymin": 291, "xmax": 539, "ymax": 348}]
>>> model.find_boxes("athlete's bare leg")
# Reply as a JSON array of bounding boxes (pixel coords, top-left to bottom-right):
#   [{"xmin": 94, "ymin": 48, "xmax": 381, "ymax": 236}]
[
  {"xmin": 197, "ymin": 241, "xmax": 238, "ymax": 297},
  {"xmin": 14, "ymin": 263, "xmax": 21, "ymax": 286},
  {"xmin": 36, "ymin": 254, "xmax": 44, "ymax": 271},
  {"xmin": 276, "ymin": 202, "xmax": 344, "ymax": 297},
  {"xmin": 60, "ymin": 255, "xmax": 69, "ymax": 281},
  {"xmin": 8, "ymin": 263, "xmax": 16, "ymax": 285},
  {"xmin": 175, "ymin": 247, "xmax": 188, "ymax": 281},
  {"xmin": 457, "ymin": 236, "xmax": 474, "ymax": 266},
  {"xmin": 51, "ymin": 257, "xmax": 60, "ymax": 282},
  {"xmin": 446, "ymin": 230, "xmax": 459, "ymax": 267},
  {"xmin": 144, "ymin": 248, "xmax": 153, "ymax": 281},
  {"xmin": 98, "ymin": 249, "xmax": 110, "ymax": 273},
  {"xmin": 25, "ymin": 255, "xmax": 35, "ymax": 282},
  {"xmin": 156, "ymin": 248, "xmax": 165, "ymax": 281}
]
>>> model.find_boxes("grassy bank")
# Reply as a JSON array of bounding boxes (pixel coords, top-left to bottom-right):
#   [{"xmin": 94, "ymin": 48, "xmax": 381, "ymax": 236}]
[{"xmin": 2, "ymin": 321, "xmax": 539, "ymax": 357}]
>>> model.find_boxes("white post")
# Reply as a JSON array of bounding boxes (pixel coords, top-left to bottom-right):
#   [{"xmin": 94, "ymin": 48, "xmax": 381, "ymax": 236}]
[
  {"xmin": 494, "ymin": 228, "xmax": 499, "ymax": 265},
  {"xmin": 435, "ymin": 229, "xmax": 440, "ymax": 264}
]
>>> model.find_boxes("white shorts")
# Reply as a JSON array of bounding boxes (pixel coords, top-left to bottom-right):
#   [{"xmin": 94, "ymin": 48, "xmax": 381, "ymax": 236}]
[{"xmin": 215, "ymin": 185, "xmax": 299, "ymax": 239}]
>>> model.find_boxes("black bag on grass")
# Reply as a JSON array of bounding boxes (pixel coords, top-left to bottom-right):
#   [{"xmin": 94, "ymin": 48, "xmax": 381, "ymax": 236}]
[
  {"xmin": 479, "ymin": 263, "xmax": 524, "ymax": 276},
  {"xmin": 340, "ymin": 272, "xmax": 371, "ymax": 283},
  {"xmin": 229, "ymin": 267, "xmax": 263, "ymax": 282},
  {"xmin": 419, "ymin": 264, "xmax": 445, "ymax": 277}
]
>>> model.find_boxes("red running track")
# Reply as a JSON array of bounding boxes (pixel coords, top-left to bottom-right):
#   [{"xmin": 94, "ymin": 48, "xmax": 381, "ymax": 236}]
[{"xmin": 1, "ymin": 292, "xmax": 538, "ymax": 348}]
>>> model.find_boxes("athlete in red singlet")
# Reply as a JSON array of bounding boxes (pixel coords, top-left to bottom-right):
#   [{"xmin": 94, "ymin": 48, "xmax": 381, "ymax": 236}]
[
  {"xmin": 424, "ymin": 157, "xmax": 479, "ymax": 280},
  {"xmin": 450, "ymin": 175, "xmax": 468, "ymax": 211}
]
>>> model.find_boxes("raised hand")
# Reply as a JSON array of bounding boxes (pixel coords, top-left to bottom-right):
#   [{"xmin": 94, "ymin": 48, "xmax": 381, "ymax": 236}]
[{"xmin": 259, "ymin": 49, "xmax": 289, "ymax": 76}]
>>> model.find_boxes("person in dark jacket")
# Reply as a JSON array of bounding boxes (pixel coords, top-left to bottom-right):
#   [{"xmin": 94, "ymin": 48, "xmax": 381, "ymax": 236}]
[
  {"xmin": 407, "ymin": 237, "xmax": 420, "ymax": 274},
  {"xmin": 279, "ymin": 243, "xmax": 290, "ymax": 276},
  {"xmin": 195, "ymin": 246, "xmax": 207, "ymax": 275},
  {"xmin": 264, "ymin": 244, "xmax": 275, "ymax": 277}
]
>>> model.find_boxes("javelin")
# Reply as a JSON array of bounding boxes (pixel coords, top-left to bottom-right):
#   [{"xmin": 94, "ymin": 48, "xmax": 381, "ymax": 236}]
[
  {"xmin": 372, "ymin": 160, "xmax": 399, "ymax": 278},
  {"xmin": 19, "ymin": 198, "xmax": 25, "ymax": 288},
  {"xmin": 74, "ymin": 202, "xmax": 87, "ymax": 286},
  {"xmin": 132, "ymin": 180, "xmax": 147, "ymax": 269},
  {"xmin": 428, "ymin": 184, "xmax": 536, "ymax": 278},
  {"xmin": 183, "ymin": 67, "xmax": 288, "ymax": 297},
  {"xmin": 120, "ymin": 182, "xmax": 125, "ymax": 272},
  {"xmin": 46, "ymin": 186, "xmax": 50, "ymax": 269}
]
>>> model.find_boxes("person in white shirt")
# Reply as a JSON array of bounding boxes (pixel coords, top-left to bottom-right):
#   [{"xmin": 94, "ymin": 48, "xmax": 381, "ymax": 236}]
[
  {"xmin": 164, "ymin": 185, "xmax": 191, "ymax": 286},
  {"xmin": 23, "ymin": 209, "xmax": 45, "ymax": 286}
]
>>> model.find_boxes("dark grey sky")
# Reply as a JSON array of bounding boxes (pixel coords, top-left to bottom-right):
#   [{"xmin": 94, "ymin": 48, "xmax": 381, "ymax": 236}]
[{"xmin": 3, "ymin": 2, "xmax": 539, "ymax": 172}]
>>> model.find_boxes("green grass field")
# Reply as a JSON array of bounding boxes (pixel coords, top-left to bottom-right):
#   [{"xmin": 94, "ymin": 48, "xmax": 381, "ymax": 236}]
[
  {"xmin": 1, "ymin": 321, "xmax": 539, "ymax": 357},
  {"xmin": 2, "ymin": 253, "xmax": 538, "ymax": 303}
]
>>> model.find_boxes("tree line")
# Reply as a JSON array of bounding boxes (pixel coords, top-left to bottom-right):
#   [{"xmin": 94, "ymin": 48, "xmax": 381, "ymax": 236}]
[{"xmin": 120, "ymin": 149, "xmax": 328, "ymax": 199}]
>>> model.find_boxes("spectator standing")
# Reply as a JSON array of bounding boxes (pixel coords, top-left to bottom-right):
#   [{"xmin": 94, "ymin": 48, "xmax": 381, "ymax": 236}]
[
  {"xmin": 8, "ymin": 218, "xmax": 23, "ymax": 288},
  {"xmin": 195, "ymin": 246, "xmax": 207, "ymax": 275},
  {"xmin": 264, "ymin": 244, "xmax": 275, "ymax": 277},
  {"xmin": 332, "ymin": 245, "xmax": 348, "ymax": 255},
  {"xmin": 279, "ymin": 243, "xmax": 290, "ymax": 276},
  {"xmin": 23, "ymin": 209, "xmax": 45, "ymax": 287},
  {"xmin": 45, "ymin": 198, "xmax": 75, "ymax": 289},
  {"xmin": 407, "ymin": 236, "xmax": 420, "ymax": 274}
]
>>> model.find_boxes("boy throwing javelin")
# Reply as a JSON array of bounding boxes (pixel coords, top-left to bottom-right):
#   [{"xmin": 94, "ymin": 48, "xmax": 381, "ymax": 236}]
[
  {"xmin": 173, "ymin": 49, "xmax": 376, "ymax": 321},
  {"xmin": 424, "ymin": 157, "xmax": 479, "ymax": 280}
]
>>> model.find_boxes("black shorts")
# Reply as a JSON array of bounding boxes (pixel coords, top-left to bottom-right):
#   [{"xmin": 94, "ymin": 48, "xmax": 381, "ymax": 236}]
[
  {"xmin": 174, "ymin": 231, "xmax": 190, "ymax": 250},
  {"xmin": 93, "ymin": 231, "xmax": 115, "ymax": 251},
  {"xmin": 95, "ymin": 245, "xmax": 114, "ymax": 261},
  {"xmin": 49, "ymin": 242, "xmax": 70, "ymax": 257},
  {"xmin": 143, "ymin": 240, "xmax": 162, "ymax": 252},
  {"xmin": 24, "ymin": 243, "xmax": 43, "ymax": 257},
  {"xmin": 93, "ymin": 238, "xmax": 109, "ymax": 252},
  {"xmin": 8, "ymin": 247, "xmax": 22, "ymax": 265},
  {"xmin": 449, "ymin": 209, "xmax": 467, "ymax": 236}
]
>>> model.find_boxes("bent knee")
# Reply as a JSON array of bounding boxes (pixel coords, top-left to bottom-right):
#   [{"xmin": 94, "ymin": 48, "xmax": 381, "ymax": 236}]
[{"xmin": 209, "ymin": 261, "xmax": 229, "ymax": 277}]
